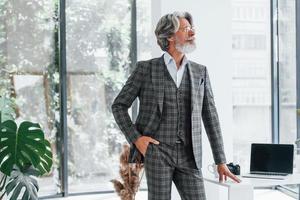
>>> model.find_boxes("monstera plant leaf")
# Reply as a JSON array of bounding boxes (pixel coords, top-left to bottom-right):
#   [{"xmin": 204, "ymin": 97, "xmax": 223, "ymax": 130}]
[
  {"xmin": 0, "ymin": 120, "xmax": 52, "ymax": 176},
  {"xmin": 0, "ymin": 96, "xmax": 15, "ymax": 123},
  {"xmin": 35, "ymin": 140, "xmax": 53, "ymax": 175},
  {"xmin": 5, "ymin": 166, "xmax": 39, "ymax": 200},
  {"xmin": 0, "ymin": 173, "xmax": 8, "ymax": 198}
]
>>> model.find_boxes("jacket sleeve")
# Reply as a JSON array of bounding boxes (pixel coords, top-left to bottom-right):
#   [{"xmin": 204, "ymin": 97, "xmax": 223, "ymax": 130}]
[
  {"xmin": 111, "ymin": 62, "xmax": 143, "ymax": 145},
  {"xmin": 201, "ymin": 67, "xmax": 227, "ymax": 165}
]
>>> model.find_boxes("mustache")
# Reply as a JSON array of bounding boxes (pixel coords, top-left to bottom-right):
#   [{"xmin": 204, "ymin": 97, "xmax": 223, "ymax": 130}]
[{"xmin": 186, "ymin": 37, "xmax": 195, "ymax": 41}]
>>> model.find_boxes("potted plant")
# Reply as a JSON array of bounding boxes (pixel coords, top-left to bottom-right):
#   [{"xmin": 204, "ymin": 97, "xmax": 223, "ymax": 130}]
[{"xmin": 0, "ymin": 96, "xmax": 53, "ymax": 200}]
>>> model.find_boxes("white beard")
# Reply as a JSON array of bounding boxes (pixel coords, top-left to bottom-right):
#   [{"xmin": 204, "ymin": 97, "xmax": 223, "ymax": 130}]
[{"xmin": 175, "ymin": 38, "xmax": 196, "ymax": 54}]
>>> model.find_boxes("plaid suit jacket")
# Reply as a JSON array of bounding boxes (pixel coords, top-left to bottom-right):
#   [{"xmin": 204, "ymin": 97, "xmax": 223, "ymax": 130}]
[{"xmin": 111, "ymin": 56, "xmax": 226, "ymax": 169}]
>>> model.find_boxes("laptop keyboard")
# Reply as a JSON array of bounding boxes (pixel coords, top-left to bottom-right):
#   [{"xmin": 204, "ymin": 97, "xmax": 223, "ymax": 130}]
[{"xmin": 251, "ymin": 171, "xmax": 288, "ymax": 176}]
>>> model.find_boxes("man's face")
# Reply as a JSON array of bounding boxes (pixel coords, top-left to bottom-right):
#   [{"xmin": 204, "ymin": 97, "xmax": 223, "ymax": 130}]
[{"xmin": 174, "ymin": 18, "xmax": 196, "ymax": 53}]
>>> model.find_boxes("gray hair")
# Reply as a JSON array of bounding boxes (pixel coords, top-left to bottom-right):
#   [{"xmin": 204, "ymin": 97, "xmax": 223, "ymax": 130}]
[{"xmin": 155, "ymin": 11, "xmax": 193, "ymax": 51}]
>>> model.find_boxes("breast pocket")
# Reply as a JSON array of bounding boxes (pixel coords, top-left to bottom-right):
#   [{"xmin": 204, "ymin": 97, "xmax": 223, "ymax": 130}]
[{"xmin": 198, "ymin": 78, "xmax": 205, "ymax": 96}]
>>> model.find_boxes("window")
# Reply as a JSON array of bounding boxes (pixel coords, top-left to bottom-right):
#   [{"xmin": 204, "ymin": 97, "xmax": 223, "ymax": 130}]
[
  {"xmin": 232, "ymin": 34, "xmax": 266, "ymax": 50},
  {"xmin": 231, "ymin": 0, "xmax": 272, "ymax": 173},
  {"xmin": 278, "ymin": 0, "xmax": 297, "ymax": 145},
  {"xmin": 0, "ymin": 0, "xmax": 59, "ymax": 196},
  {"xmin": 65, "ymin": 0, "xmax": 131, "ymax": 193},
  {"xmin": 278, "ymin": 0, "xmax": 298, "ymax": 196}
]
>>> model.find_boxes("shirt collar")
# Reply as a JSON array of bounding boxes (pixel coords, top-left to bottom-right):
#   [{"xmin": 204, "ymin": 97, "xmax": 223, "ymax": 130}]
[{"xmin": 163, "ymin": 52, "xmax": 188, "ymax": 69}]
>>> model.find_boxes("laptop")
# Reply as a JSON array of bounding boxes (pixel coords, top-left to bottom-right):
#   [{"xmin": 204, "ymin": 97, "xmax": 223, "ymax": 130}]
[{"xmin": 242, "ymin": 143, "xmax": 294, "ymax": 180}]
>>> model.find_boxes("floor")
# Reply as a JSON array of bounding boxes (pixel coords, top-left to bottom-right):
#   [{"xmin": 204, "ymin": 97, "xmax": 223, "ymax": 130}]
[{"xmin": 45, "ymin": 189, "xmax": 296, "ymax": 200}]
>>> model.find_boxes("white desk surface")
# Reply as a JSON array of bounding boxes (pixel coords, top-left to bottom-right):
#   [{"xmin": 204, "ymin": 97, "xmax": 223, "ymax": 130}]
[{"xmin": 203, "ymin": 173, "xmax": 300, "ymax": 188}]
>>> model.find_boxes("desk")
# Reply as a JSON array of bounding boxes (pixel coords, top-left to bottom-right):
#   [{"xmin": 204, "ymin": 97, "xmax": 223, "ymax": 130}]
[{"xmin": 203, "ymin": 173, "xmax": 300, "ymax": 200}]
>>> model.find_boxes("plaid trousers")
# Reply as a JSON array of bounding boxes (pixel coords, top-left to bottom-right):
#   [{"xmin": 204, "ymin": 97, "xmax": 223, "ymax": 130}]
[{"xmin": 144, "ymin": 142, "xmax": 206, "ymax": 200}]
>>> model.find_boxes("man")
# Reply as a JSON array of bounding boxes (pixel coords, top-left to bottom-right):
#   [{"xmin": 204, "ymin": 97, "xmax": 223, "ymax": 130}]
[{"xmin": 112, "ymin": 11, "xmax": 240, "ymax": 200}]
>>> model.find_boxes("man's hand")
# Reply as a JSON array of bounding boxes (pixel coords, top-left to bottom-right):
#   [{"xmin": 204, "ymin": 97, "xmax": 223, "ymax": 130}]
[
  {"xmin": 217, "ymin": 163, "xmax": 241, "ymax": 183},
  {"xmin": 134, "ymin": 136, "xmax": 160, "ymax": 156}
]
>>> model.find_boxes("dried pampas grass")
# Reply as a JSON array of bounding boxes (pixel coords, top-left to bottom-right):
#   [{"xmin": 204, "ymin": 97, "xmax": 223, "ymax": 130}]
[{"xmin": 111, "ymin": 144, "xmax": 144, "ymax": 200}]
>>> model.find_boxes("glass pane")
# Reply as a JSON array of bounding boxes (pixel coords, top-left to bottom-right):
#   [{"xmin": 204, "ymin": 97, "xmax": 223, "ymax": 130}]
[
  {"xmin": 0, "ymin": 0, "xmax": 59, "ymax": 197},
  {"xmin": 136, "ymin": 0, "xmax": 152, "ymax": 190},
  {"xmin": 137, "ymin": 0, "xmax": 154, "ymax": 61},
  {"xmin": 278, "ymin": 0, "xmax": 297, "ymax": 144},
  {"xmin": 278, "ymin": 0, "xmax": 298, "ymax": 195},
  {"xmin": 231, "ymin": 0, "xmax": 272, "ymax": 173},
  {"xmin": 66, "ymin": 0, "xmax": 132, "ymax": 193}
]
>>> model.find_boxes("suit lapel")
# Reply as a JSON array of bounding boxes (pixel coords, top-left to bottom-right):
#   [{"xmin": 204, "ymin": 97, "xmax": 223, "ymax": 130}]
[
  {"xmin": 187, "ymin": 61, "xmax": 202, "ymax": 111},
  {"xmin": 151, "ymin": 56, "xmax": 165, "ymax": 114}
]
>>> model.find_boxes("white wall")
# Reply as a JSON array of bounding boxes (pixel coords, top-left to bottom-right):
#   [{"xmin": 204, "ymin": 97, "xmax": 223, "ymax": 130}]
[{"xmin": 151, "ymin": 1, "xmax": 233, "ymax": 199}]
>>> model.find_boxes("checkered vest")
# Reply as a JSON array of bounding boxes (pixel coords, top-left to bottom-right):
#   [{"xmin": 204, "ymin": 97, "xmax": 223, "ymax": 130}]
[{"xmin": 155, "ymin": 65, "xmax": 192, "ymax": 146}]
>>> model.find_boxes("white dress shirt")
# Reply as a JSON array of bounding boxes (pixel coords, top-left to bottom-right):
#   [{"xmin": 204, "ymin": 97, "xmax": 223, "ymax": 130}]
[{"xmin": 163, "ymin": 52, "xmax": 188, "ymax": 88}]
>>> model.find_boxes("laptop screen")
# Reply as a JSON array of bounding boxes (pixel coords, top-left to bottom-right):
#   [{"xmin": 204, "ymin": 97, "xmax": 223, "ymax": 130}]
[{"xmin": 250, "ymin": 143, "xmax": 294, "ymax": 174}]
